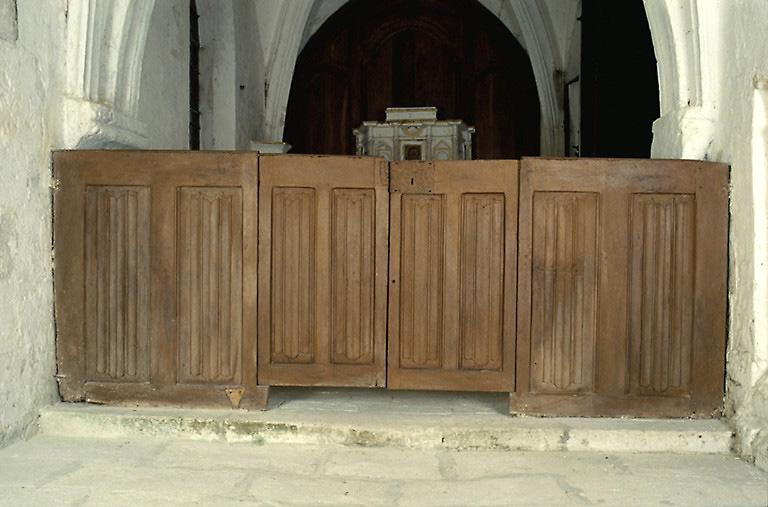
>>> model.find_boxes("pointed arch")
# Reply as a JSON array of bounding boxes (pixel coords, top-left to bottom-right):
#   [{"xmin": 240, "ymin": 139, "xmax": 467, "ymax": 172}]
[{"xmin": 61, "ymin": 0, "xmax": 155, "ymax": 148}]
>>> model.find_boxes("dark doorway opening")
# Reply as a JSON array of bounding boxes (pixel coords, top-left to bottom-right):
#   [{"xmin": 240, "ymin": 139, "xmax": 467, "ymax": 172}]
[{"xmin": 580, "ymin": 0, "xmax": 660, "ymax": 158}]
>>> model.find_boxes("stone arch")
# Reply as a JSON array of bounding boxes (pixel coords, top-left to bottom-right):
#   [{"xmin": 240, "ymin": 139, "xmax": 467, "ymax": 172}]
[
  {"xmin": 262, "ymin": 0, "xmax": 314, "ymax": 142},
  {"xmin": 504, "ymin": 0, "xmax": 562, "ymax": 156},
  {"xmin": 284, "ymin": 0, "xmax": 541, "ymax": 158},
  {"xmin": 643, "ymin": 0, "xmax": 721, "ymax": 159},
  {"xmin": 61, "ymin": 0, "xmax": 156, "ymax": 149}
]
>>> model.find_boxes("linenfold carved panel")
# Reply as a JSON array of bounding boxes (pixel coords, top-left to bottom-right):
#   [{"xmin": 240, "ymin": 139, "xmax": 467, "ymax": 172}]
[
  {"xmin": 55, "ymin": 151, "xmax": 264, "ymax": 409},
  {"xmin": 270, "ymin": 187, "xmax": 316, "ymax": 364},
  {"xmin": 331, "ymin": 189, "xmax": 376, "ymax": 365},
  {"xmin": 399, "ymin": 194, "xmax": 445, "ymax": 369},
  {"xmin": 85, "ymin": 186, "xmax": 150, "ymax": 382},
  {"xmin": 530, "ymin": 192, "xmax": 598, "ymax": 393},
  {"xmin": 459, "ymin": 193, "xmax": 505, "ymax": 371},
  {"xmin": 629, "ymin": 194, "xmax": 695, "ymax": 395},
  {"xmin": 177, "ymin": 187, "xmax": 243, "ymax": 384}
]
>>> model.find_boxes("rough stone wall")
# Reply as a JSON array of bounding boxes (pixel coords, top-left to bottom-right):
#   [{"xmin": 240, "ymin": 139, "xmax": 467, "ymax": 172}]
[
  {"xmin": 139, "ymin": 0, "xmax": 190, "ymax": 149},
  {"xmin": 0, "ymin": 0, "xmax": 63, "ymax": 448},
  {"xmin": 713, "ymin": 0, "xmax": 768, "ymax": 472}
]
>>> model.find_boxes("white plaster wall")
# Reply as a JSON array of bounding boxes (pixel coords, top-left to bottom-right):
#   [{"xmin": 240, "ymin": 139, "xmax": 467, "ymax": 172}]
[
  {"xmin": 138, "ymin": 0, "xmax": 190, "ymax": 149},
  {"xmin": 234, "ymin": 0, "xmax": 266, "ymax": 148},
  {"xmin": 709, "ymin": 1, "xmax": 768, "ymax": 471},
  {"xmin": 197, "ymin": 0, "xmax": 237, "ymax": 150},
  {"xmin": 0, "ymin": 0, "xmax": 63, "ymax": 448},
  {"xmin": 647, "ymin": 0, "xmax": 768, "ymax": 471},
  {"xmin": 194, "ymin": 0, "xmax": 267, "ymax": 150},
  {"xmin": 0, "ymin": 0, "xmax": 17, "ymax": 41}
]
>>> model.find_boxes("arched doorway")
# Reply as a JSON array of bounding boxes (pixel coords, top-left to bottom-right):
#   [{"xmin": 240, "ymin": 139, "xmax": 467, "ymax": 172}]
[{"xmin": 284, "ymin": 0, "xmax": 540, "ymax": 159}]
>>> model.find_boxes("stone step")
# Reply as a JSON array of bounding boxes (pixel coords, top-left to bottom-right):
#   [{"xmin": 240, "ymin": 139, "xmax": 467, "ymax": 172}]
[{"xmin": 38, "ymin": 388, "xmax": 734, "ymax": 454}]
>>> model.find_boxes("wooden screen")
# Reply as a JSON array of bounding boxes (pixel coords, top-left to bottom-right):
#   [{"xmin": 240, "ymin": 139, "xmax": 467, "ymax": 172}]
[
  {"xmin": 54, "ymin": 153, "xmax": 730, "ymax": 417},
  {"xmin": 513, "ymin": 158, "xmax": 729, "ymax": 417},
  {"xmin": 387, "ymin": 160, "xmax": 518, "ymax": 391},
  {"xmin": 54, "ymin": 151, "xmax": 265, "ymax": 409},
  {"xmin": 257, "ymin": 155, "xmax": 389, "ymax": 387}
]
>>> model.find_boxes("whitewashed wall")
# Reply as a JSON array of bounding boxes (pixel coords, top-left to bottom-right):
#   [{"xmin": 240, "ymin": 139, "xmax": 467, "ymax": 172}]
[
  {"xmin": 0, "ymin": 0, "xmax": 63, "ymax": 448},
  {"xmin": 139, "ymin": 0, "xmax": 190, "ymax": 150},
  {"xmin": 714, "ymin": 1, "xmax": 768, "ymax": 472},
  {"xmin": 646, "ymin": 0, "xmax": 768, "ymax": 470}
]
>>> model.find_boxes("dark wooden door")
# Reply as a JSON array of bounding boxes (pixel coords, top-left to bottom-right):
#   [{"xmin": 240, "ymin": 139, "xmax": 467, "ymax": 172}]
[
  {"xmin": 257, "ymin": 155, "xmax": 389, "ymax": 387},
  {"xmin": 387, "ymin": 160, "xmax": 518, "ymax": 391},
  {"xmin": 513, "ymin": 158, "xmax": 729, "ymax": 417},
  {"xmin": 54, "ymin": 151, "xmax": 265, "ymax": 409},
  {"xmin": 284, "ymin": 0, "xmax": 539, "ymax": 159}
]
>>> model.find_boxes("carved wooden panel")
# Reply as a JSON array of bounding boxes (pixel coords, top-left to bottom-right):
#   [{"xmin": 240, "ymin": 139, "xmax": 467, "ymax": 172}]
[
  {"xmin": 459, "ymin": 193, "xmax": 505, "ymax": 371},
  {"xmin": 270, "ymin": 187, "xmax": 316, "ymax": 365},
  {"xmin": 258, "ymin": 155, "xmax": 389, "ymax": 387},
  {"xmin": 530, "ymin": 192, "xmax": 598, "ymax": 394},
  {"xmin": 177, "ymin": 187, "xmax": 243, "ymax": 384},
  {"xmin": 54, "ymin": 151, "xmax": 265, "ymax": 410},
  {"xmin": 398, "ymin": 194, "xmax": 445, "ymax": 370},
  {"xmin": 629, "ymin": 194, "xmax": 695, "ymax": 396},
  {"xmin": 85, "ymin": 186, "xmax": 151, "ymax": 382},
  {"xmin": 331, "ymin": 188, "xmax": 376, "ymax": 365},
  {"xmin": 388, "ymin": 160, "xmax": 518, "ymax": 391},
  {"xmin": 513, "ymin": 158, "xmax": 728, "ymax": 418}
]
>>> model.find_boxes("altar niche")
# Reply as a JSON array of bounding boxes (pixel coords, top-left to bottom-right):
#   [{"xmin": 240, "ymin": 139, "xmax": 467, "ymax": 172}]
[{"xmin": 284, "ymin": 0, "xmax": 540, "ymax": 160}]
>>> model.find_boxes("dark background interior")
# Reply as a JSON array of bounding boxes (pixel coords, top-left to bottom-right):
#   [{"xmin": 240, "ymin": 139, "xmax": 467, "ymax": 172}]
[{"xmin": 283, "ymin": 0, "xmax": 659, "ymax": 159}]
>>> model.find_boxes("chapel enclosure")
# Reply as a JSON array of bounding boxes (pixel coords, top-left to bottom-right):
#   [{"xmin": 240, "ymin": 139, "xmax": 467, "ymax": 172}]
[{"xmin": 53, "ymin": 152, "xmax": 729, "ymax": 417}]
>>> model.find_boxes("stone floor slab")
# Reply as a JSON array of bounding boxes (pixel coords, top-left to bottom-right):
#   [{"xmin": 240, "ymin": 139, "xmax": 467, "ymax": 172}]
[{"xmin": 0, "ymin": 435, "xmax": 765, "ymax": 506}]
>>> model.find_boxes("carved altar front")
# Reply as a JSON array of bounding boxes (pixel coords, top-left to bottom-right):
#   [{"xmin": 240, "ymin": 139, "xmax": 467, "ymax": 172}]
[{"xmin": 354, "ymin": 107, "xmax": 475, "ymax": 161}]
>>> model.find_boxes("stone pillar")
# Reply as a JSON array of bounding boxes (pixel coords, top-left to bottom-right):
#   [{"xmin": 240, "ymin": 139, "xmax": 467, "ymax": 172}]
[{"xmin": 59, "ymin": 0, "xmax": 155, "ymax": 149}]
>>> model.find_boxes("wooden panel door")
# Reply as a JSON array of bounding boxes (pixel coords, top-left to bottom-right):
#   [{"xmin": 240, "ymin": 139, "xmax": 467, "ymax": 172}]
[
  {"xmin": 257, "ymin": 155, "xmax": 389, "ymax": 387},
  {"xmin": 54, "ymin": 151, "xmax": 265, "ymax": 409},
  {"xmin": 513, "ymin": 158, "xmax": 729, "ymax": 417},
  {"xmin": 388, "ymin": 160, "xmax": 518, "ymax": 391}
]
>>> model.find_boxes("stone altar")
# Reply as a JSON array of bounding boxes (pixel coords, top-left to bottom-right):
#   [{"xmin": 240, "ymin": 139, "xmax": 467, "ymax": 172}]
[{"xmin": 354, "ymin": 107, "xmax": 475, "ymax": 161}]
